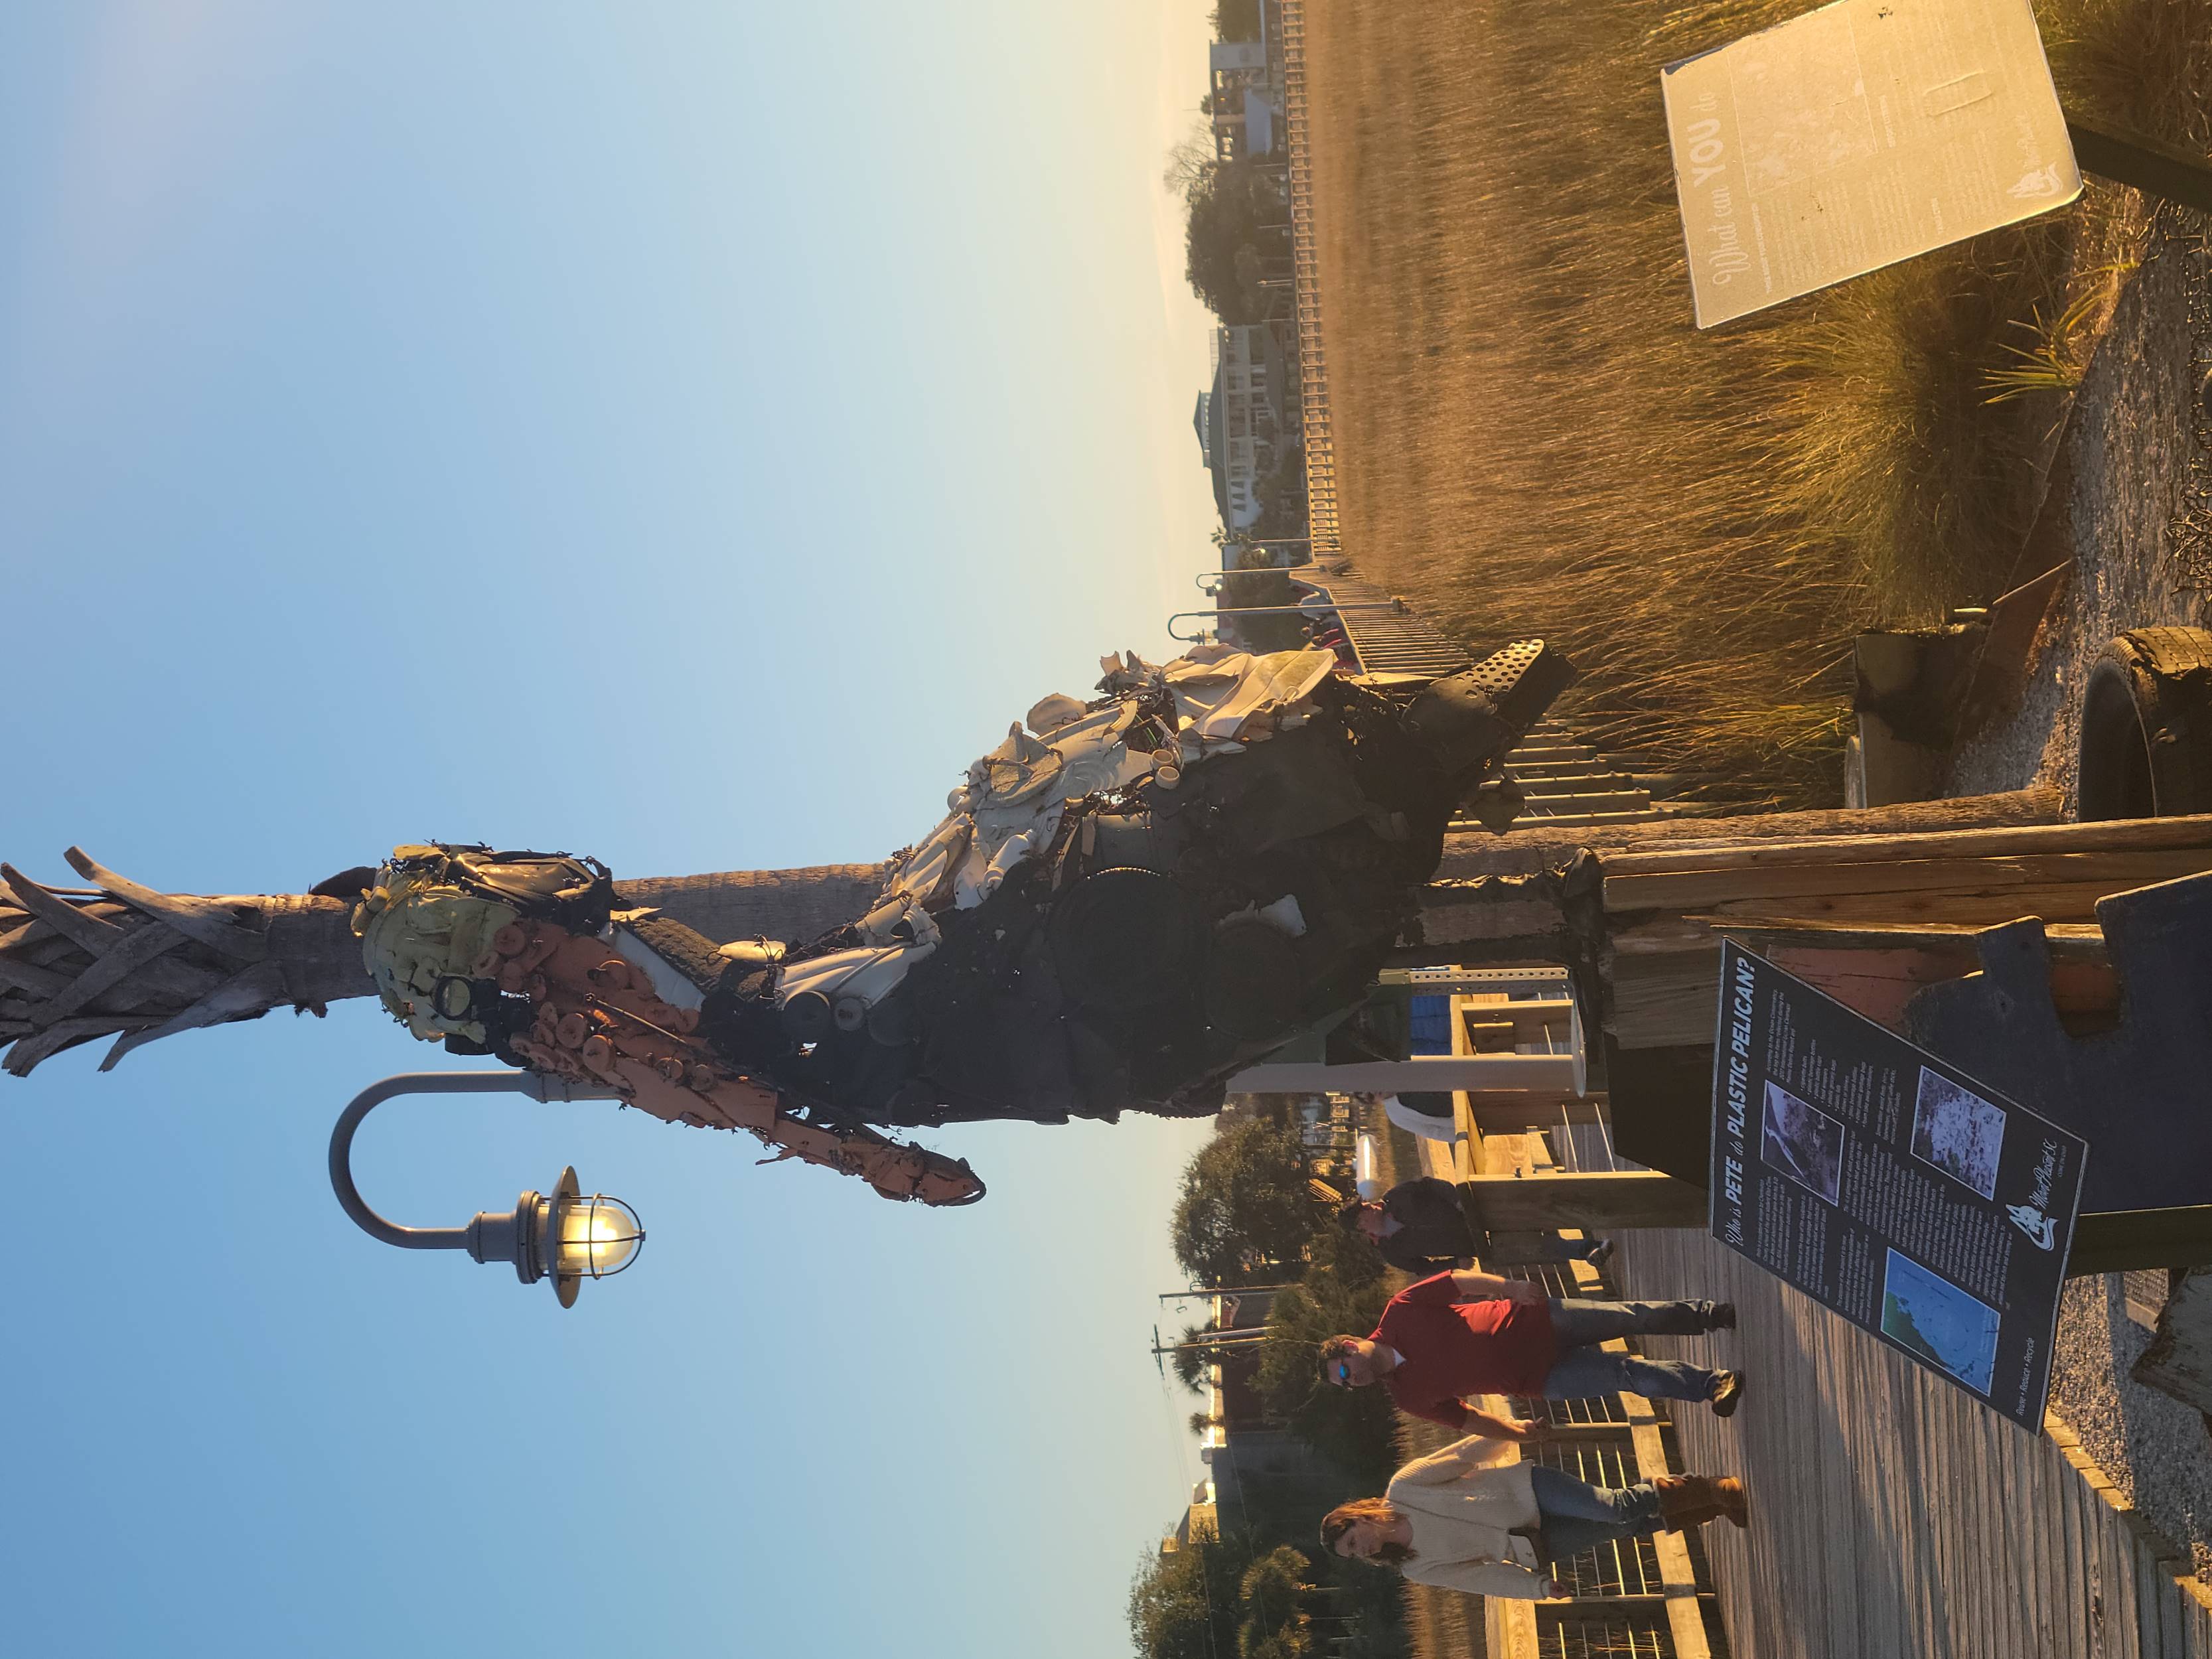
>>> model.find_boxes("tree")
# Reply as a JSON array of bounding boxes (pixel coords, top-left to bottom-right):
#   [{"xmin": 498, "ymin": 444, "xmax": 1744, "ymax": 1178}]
[
  {"xmin": 1185, "ymin": 165, "xmax": 1287, "ymax": 323},
  {"xmin": 1171, "ymin": 1325, "xmax": 1213, "ymax": 1394},
  {"xmin": 1256, "ymin": 1228, "xmax": 1399, "ymax": 1483},
  {"xmin": 1130, "ymin": 1534, "xmax": 1314, "ymax": 1659},
  {"xmin": 1212, "ymin": 0, "xmax": 1262, "ymax": 40},
  {"xmin": 1217, "ymin": 565, "xmax": 1308, "ymax": 654},
  {"xmin": 1238, "ymin": 1546, "xmax": 1309, "ymax": 1643},
  {"xmin": 1163, "ymin": 121, "xmax": 1218, "ymax": 204},
  {"xmin": 1130, "ymin": 1530, "xmax": 1261, "ymax": 1659},
  {"xmin": 1171, "ymin": 1117, "xmax": 1319, "ymax": 1284}
]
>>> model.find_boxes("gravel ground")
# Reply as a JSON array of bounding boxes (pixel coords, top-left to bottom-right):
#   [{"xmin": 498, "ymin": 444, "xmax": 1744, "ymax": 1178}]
[
  {"xmin": 1950, "ymin": 219, "xmax": 2211, "ymax": 801},
  {"xmin": 1947, "ymin": 212, "xmax": 2212, "ymax": 1577}
]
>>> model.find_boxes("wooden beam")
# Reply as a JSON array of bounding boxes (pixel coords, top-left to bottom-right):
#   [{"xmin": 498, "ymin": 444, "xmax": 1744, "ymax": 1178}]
[
  {"xmin": 1599, "ymin": 812, "xmax": 2212, "ymax": 880},
  {"xmin": 1226, "ymin": 1053, "xmax": 1578, "ymax": 1092},
  {"xmin": 1459, "ymin": 1171, "xmax": 1706, "ymax": 1232},
  {"xmin": 1437, "ymin": 787, "xmax": 2064, "ymax": 877},
  {"xmin": 1463, "ymin": 1092, "xmax": 1609, "ymax": 1133},
  {"xmin": 1603, "ymin": 846, "xmax": 2212, "ymax": 914},
  {"xmin": 2068, "ymin": 1208, "xmax": 2212, "ymax": 1276}
]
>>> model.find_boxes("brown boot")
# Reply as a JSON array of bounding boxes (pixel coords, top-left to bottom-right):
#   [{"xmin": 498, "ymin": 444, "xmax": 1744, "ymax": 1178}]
[
  {"xmin": 1652, "ymin": 1475, "xmax": 1745, "ymax": 1532},
  {"xmin": 1712, "ymin": 1476, "xmax": 1747, "ymax": 1529}
]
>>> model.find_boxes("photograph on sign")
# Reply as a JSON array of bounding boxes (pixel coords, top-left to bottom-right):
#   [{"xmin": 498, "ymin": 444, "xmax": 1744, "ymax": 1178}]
[
  {"xmin": 1708, "ymin": 940, "xmax": 2087, "ymax": 1431},
  {"xmin": 1912, "ymin": 1067, "xmax": 2007, "ymax": 1198},
  {"xmin": 1661, "ymin": 0, "xmax": 2082, "ymax": 327},
  {"xmin": 1761, "ymin": 1080, "xmax": 1844, "ymax": 1203},
  {"xmin": 1881, "ymin": 1248, "xmax": 2002, "ymax": 1392}
]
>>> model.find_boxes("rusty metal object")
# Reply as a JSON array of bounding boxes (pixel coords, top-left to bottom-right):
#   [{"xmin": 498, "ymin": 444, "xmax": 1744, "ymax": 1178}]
[{"xmin": 494, "ymin": 920, "xmax": 982, "ymax": 1206}]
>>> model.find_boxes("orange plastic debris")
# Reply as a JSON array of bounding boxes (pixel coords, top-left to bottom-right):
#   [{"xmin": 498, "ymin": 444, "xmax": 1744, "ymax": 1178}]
[{"xmin": 499, "ymin": 920, "xmax": 983, "ymax": 1206}]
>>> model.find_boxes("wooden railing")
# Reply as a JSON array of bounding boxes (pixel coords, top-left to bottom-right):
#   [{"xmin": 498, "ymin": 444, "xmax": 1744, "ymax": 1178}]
[
  {"xmin": 1277, "ymin": 0, "xmax": 1340, "ymax": 555},
  {"xmin": 1398, "ymin": 988, "xmax": 1726, "ymax": 1658},
  {"xmin": 1294, "ymin": 565, "xmax": 1677, "ymax": 831},
  {"xmin": 1487, "ymin": 1198, "xmax": 1722, "ymax": 1657}
]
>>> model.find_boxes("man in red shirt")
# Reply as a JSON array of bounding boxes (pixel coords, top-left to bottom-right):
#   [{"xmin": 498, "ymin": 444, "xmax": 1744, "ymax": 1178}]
[{"xmin": 1318, "ymin": 1268, "xmax": 1742, "ymax": 1429}]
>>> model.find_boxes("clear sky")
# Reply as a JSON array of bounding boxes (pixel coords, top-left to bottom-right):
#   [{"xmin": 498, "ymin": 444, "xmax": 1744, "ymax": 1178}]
[{"xmin": 0, "ymin": 4, "xmax": 1230, "ymax": 1654}]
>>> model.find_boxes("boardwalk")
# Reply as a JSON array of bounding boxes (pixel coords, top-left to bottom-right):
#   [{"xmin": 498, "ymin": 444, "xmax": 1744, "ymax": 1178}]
[{"xmin": 1617, "ymin": 1228, "xmax": 2212, "ymax": 1658}]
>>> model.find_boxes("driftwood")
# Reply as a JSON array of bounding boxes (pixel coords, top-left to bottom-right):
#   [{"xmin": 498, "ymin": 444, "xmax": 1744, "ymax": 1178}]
[
  {"xmin": 0, "ymin": 851, "xmax": 365, "ymax": 1076},
  {"xmin": 2132, "ymin": 1267, "xmax": 2212, "ymax": 1415}
]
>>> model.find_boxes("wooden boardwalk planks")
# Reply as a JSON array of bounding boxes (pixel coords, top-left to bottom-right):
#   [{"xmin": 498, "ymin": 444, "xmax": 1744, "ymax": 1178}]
[{"xmin": 1619, "ymin": 1226, "xmax": 2210, "ymax": 1657}]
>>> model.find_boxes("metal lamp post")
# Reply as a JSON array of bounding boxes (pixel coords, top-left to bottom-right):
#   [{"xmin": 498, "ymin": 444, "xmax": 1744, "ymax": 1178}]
[{"xmin": 329, "ymin": 1070, "xmax": 644, "ymax": 1308}]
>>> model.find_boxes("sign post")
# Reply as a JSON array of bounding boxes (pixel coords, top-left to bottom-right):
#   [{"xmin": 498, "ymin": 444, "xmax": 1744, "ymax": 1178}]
[{"xmin": 1709, "ymin": 939, "xmax": 2086, "ymax": 1431}]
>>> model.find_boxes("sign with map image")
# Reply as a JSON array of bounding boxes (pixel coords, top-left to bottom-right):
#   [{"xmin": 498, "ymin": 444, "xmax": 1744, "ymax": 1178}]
[
  {"xmin": 1881, "ymin": 1248, "xmax": 2002, "ymax": 1392},
  {"xmin": 1708, "ymin": 940, "xmax": 2087, "ymax": 1431}
]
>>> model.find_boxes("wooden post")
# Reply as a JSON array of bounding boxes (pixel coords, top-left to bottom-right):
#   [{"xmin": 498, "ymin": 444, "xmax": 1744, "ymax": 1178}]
[
  {"xmin": 2131, "ymin": 1267, "xmax": 2212, "ymax": 1415},
  {"xmin": 2065, "ymin": 113, "xmax": 2212, "ymax": 214},
  {"xmin": 1226, "ymin": 1052, "xmax": 1580, "ymax": 1093}
]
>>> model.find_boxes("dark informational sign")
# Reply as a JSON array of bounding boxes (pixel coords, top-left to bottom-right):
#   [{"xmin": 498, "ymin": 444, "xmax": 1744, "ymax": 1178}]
[{"xmin": 1708, "ymin": 940, "xmax": 2087, "ymax": 1431}]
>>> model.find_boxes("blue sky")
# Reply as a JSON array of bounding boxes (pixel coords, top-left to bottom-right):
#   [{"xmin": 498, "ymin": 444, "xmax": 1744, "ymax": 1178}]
[{"xmin": 0, "ymin": 5, "xmax": 1228, "ymax": 1654}]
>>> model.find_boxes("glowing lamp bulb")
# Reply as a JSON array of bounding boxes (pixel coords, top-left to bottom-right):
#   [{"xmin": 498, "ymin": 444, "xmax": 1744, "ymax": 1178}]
[{"xmin": 555, "ymin": 1191, "xmax": 644, "ymax": 1279}]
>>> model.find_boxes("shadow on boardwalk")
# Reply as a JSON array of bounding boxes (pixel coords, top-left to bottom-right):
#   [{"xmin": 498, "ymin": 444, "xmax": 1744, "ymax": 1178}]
[{"xmin": 1618, "ymin": 1228, "xmax": 2212, "ymax": 1658}]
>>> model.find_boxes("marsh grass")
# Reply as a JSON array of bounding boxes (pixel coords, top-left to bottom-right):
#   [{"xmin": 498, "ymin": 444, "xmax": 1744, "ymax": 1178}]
[{"xmin": 1305, "ymin": 0, "xmax": 2212, "ymax": 806}]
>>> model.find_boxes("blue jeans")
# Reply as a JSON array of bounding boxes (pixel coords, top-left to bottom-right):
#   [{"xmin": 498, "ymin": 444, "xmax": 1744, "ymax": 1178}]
[
  {"xmin": 1540, "ymin": 1298, "xmax": 1722, "ymax": 1404},
  {"xmin": 1528, "ymin": 1465, "xmax": 1662, "ymax": 1561}
]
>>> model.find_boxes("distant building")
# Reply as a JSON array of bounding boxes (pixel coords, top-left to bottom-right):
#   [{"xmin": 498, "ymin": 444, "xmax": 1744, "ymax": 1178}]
[
  {"xmin": 1193, "ymin": 324, "xmax": 1292, "ymax": 531},
  {"xmin": 1209, "ymin": 39, "xmax": 1283, "ymax": 161},
  {"xmin": 1161, "ymin": 1482, "xmax": 1219, "ymax": 1556}
]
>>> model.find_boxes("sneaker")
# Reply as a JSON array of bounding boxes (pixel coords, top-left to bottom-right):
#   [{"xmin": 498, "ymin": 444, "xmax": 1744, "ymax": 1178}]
[
  {"xmin": 1584, "ymin": 1238, "xmax": 1617, "ymax": 1272},
  {"xmin": 1707, "ymin": 1301, "xmax": 1737, "ymax": 1331},
  {"xmin": 1709, "ymin": 1371, "xmax": 1745, "ymax": 1418}
]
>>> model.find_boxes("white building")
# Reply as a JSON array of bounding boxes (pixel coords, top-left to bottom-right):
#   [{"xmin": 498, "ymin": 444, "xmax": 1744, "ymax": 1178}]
[
  {"xmin": 1193, "ymin": 324, "xmax": 1291, "ymax": 531},
  {"xmin": 1209, "ymin": 39, "xmax": 1282, "ymax": 161}
]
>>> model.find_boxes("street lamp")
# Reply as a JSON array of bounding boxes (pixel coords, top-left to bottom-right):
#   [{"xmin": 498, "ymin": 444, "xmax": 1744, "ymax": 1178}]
[
  {"xmin": 1166, "ymin": 598, "xmax": 1406, "ymax": 643},
  {"xmin": 329, "ymin": 1070, "xmax": 644, "ymax": 1308}
]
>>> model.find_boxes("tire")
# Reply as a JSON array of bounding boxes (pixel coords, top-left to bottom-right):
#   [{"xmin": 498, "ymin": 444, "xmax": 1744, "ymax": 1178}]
[{"xmin": 2078, "ymin": 628, "xmax": 2212, "ymax": 819}]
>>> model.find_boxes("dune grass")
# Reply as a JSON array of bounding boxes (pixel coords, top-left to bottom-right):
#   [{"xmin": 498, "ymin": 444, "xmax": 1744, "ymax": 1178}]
[{"xmin": 1305, "ymin": 0, "xmax": 2212, "ymax": 807}]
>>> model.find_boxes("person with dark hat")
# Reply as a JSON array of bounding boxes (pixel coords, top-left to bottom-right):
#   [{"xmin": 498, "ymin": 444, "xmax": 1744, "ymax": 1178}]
[{"xmin": 1340, "ymin": 1176, "xmax": 1613, "ymax": 1276}]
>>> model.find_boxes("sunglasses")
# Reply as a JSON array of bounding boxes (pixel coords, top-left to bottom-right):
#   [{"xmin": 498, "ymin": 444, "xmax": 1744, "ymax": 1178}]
[{"xmin": 1331, "ymin": 1359, "xmax": 1353, "ymax": 1386}]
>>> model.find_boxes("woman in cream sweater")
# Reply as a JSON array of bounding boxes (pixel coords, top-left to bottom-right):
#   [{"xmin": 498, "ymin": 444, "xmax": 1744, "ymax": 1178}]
[{"xmin": 1321, "ymin": 1421, "xmax": 1745, "ymax": 1599}]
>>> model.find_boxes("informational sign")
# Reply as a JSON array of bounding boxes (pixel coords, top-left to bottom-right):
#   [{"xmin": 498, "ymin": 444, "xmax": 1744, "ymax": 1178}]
[
  {"xmin": 1661, "ymin": 0, "xmax": 2081, "ymax": 327},
  {"xmin": 1708, "ymin": 941, "xmax": 2087, "ymax": 1431}
]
